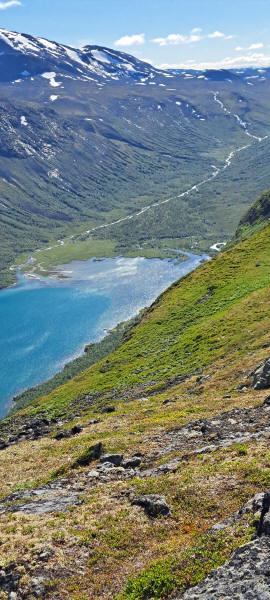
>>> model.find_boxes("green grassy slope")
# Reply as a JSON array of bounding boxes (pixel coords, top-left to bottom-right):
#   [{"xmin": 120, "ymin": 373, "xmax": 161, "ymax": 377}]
[{"xmin": 11, "ymin": 218, "xmax": 270, "ymax": 423}]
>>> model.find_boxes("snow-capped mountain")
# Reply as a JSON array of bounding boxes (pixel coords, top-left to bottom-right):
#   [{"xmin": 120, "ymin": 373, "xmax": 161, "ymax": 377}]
[{"xmin": 0, "ymin": 28, "xmax": 167, "ymax": 85}]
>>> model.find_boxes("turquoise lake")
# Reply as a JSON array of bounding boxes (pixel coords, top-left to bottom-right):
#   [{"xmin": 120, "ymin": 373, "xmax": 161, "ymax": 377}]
[{"xmin": 0, "ymin": 253, "xmax": 207, "ymax": 416}]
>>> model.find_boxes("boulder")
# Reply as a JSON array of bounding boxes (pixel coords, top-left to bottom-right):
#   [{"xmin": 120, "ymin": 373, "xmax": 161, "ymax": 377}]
[
  {"xmin": 252, "ymin": 357, "xmax": 270, "ymax": 389},
  {"xmin": 131, "ymin": 494, "xmax": 170, "ymax": 518},
  {"xmin": 122, "ymin": 456, "xmax": 141, "ymax": 469},
  {"xmin": 100, "ymin": 454, "xmax": 123, "ymax": 466}
]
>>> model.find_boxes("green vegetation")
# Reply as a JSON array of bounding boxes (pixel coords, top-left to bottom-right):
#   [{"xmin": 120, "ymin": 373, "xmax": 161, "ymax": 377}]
[
  {"xmin": 11, "ymin": 221, "xmax": 270, "ymax": 423},
  {"xmin": 117, "ymin": 530, "xmax": 253, "ymax": 600},
  {"xmin": 11, "ymin": 314, "xmax": 143, "ymax": 413}
]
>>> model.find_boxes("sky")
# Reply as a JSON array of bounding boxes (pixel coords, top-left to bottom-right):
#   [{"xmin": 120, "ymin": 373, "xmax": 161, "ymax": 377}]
[{"xmin": 1, "ymin": 0, "xmax": 270, "ymax": 70}]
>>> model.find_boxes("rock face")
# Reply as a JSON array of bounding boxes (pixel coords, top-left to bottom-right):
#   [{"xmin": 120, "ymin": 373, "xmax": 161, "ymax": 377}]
[
  {"xmin": 131, "ymin": 495, "xmax": 170, "ymax": 518},
  {"xmin": 179, "ymin": 491, "xmax": 270, "ymax": 599},
  {"xmin": 252, "ymin": 357, "xmax": 270, "ymax": 389},
  {"xmin": 180, "ymin": 538, "xmax": 270, "ymax": 599},
  {"xmin": 0, "ymin": 479, "xmax": 82, "ymax": 515}
]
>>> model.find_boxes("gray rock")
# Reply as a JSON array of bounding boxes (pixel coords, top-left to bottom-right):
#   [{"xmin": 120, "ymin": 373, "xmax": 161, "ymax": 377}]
[
  {"xmin": 122, "ymin": 457, "xmax": 141, "ymax": 469},
  {"xmin": 31, "ymin": 576, "xmax": 45, "ymax": 598},
  {"xmin": 257, "ymin": 491, "xmax": 270, "ymax": 537},
  {"xmin": 253, "ymin": 357, "xmax": 270, "ymax": 389},
  {"xmin": 87, "ymin": 470, "xmax": 100, "ymax": 478},
  {"xmin": 179, "ymin": 537, "xmax": 270, "ymax": 599},
  {"xmin": 132, "ymin": 494, "xmax": 170, "ymax": 518},
  {"xmin": 7, "ymin": 493, "xmax": 82, "ymax": 515},
  {"xmin": 100, "ymin": 454, "xmax": 123, "ymax": 466}
]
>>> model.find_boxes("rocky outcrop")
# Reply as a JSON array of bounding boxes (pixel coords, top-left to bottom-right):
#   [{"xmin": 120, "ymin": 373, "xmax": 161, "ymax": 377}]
[
  {"xmin": 179, "ymin": 537, "xmax": 270, "ymax": 599},
  {"xmin": 146, "ymin": 399, "xmax": 270, "ymax": 460},
  {"xmin": 100, "ymin": 454, "xmax": 123, "ymax": 466},
  {"xmin": 211, "ymin": 489, "xmax": 270, "ymax": 533},
  {"xmin": 178, "ymin": 491, "xmax": 270, "ymax": 599},
  {"xmin": 0, "ymin": 478, "xmax": 82, "ymax": 515},
  {"xmin": 252, "ymin": 357, "xmax": 270, "ymax": 389}
]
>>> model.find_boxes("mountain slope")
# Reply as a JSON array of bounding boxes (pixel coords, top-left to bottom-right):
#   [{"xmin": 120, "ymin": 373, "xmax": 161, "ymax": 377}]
[
  {"xmin": 229, "ymin": 188, "xmax": 270, "ymax": 246},
  {"xmin": 1, "ymin": 29, "xmax": 270, "ymax": 286},
  {"xmin": 0, "ymin": 199, "xmax": 270, "ymax": 598}
]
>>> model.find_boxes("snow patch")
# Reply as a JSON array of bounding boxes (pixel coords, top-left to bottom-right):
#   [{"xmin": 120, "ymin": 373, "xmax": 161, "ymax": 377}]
[
  {"xmin": 48, "ymin": 169, "xmax": 60, "ymax": 179},
  {"xmin": 210, "ymin": 242, "xmax": 226, "ymax": 252},
  {"xmin": 41, "ymin": 72, "xmax": 62, "ymax": 87},
  {"xmin": 91, "ymin": 49, "xmax": 111, "ymax": 64},
  {"xmin": 20, "ymin": 115, "xmax": 28, "ymax": 126}
]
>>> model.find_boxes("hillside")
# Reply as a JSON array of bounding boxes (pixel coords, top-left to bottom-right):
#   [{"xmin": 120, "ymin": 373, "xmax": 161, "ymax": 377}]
[
  {"xmin": 229, "ymin": 188, "xmax": 270, "ymax": 247},
  {"xmin": 0, "ymin": 203, "xmax": 270, "ymax": 598},
  {"xmin": 1, "ymin": 29, "xmax": 270, "ymax": 286}
]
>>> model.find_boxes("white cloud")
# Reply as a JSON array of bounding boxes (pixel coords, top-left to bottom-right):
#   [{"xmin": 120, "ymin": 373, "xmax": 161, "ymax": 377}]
[
  {"xmin": 159, "ymin": 52, "xmax": 270, "ymax": 71},
  {"xmin": 114, "ymin": 33, "xmax": 145, "ymax": 47},
  {"xmin": 152, "ymin": 29, "xmax": 233, "ymax": 46},
  {"xmin": 0, "ymin": 0, "xmax": 21, "ymax": 8},
  {"xmin": 208, "ymin": 31, "xmax": 234, "ymax": 40},
  {"xmin": 152, "ymin": 32, "xmax": 202, "ymax": 46},
  {"xmin": 208, "ymin": 30, "xmax": 225, "ymax": 38},
  {"xmin": 248, "ymin": 42, "xmax": 263, "ymax": 50},
  {"xmin": 236, "ymin": 42, "xmax": 263, "ymax": 52}
]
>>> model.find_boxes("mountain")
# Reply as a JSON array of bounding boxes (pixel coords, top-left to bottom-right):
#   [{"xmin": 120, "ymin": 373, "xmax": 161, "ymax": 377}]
[
  {"xmin": 0, "ymin": 192, "xmax": 270, "ymax": 598},
  {"xmin": 1, "ymin": 29, "xmax": 270, "ymax": 287}
]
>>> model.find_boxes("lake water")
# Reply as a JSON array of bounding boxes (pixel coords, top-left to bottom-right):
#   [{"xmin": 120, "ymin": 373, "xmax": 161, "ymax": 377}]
[{"xmin": 0, "ymin": 252, "xmax": 207, "ymax": 416}]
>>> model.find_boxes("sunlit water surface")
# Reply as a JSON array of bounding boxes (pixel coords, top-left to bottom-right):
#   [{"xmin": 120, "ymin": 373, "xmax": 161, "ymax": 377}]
[{"xmin": 0, "ymin": 253, "xmax": 208, "ymax": 416}]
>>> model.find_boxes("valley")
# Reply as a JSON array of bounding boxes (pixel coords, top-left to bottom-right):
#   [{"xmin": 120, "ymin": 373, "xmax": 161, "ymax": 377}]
[{"xmin": 1, "ymin": 29, "xmax": 270, "ymax": 286}]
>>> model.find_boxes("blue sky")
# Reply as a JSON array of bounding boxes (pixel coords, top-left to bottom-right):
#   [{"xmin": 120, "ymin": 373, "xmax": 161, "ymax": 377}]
[{"xmin": 1, "ymin": 0, "xmax": 270, "ymax": 69}]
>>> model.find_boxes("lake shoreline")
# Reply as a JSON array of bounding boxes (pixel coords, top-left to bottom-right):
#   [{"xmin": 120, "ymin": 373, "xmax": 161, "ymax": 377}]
[{"xmin": 0, "ymin": 252, "xmax": 209, "ymax": 419}]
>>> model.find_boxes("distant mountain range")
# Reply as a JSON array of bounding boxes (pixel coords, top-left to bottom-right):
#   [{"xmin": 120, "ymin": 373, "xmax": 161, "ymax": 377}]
[{"xmin": 1, "ymin": 28, "xmax": 270, "ymax": 287}]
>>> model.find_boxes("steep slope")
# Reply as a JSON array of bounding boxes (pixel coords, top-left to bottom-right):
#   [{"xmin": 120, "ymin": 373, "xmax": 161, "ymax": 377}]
[
  {"xmin": 1, "ymin": 29, "xmax": 270, "ymax": 286},
  {"xmin": 0, "ymin": 205, "xmax": 270, "ymax": 598},
  {"xmin": 229, "ymin": 188, "xmax": 270, "ymax": 246}
]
